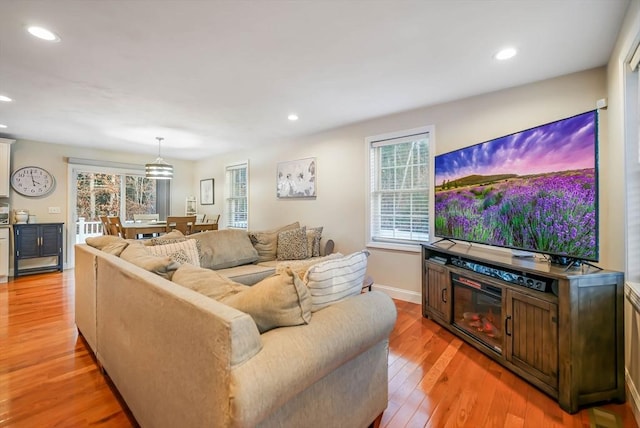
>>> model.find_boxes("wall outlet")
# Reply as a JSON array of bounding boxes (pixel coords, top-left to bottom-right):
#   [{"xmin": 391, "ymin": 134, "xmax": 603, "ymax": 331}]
[{"xmin": 48, "ymin": 207, "xmax": 61, "ymax": 214}]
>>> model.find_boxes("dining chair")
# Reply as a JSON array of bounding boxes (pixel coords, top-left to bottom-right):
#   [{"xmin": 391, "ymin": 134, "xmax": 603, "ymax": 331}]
[
  {"xmin": 195, "ymin": 213, "xmax": 206, "ymax": 223},
  {"xmin": 166, "ymin": 216, "xmax": 196, "ymax": 235},
  {"xmin": 133, "ymin": 213, "xmax": 160, "ymax": 222},
  {"xmin": 100, "ymin": 215, "xmax": 111, "ymax": 235},
  {"xmin": 107, "ymin": 216, "xmax": 125, "ymax": 238},
  {"xmin": 210, "ymin": 214, "xmax": 220, "ymax": 225}
]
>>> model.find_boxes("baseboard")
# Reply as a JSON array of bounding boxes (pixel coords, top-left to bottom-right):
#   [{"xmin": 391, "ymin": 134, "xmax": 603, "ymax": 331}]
[
  {"xmin": 371, "ymin": 283, "xmax": 421, "ymax": 304},
  {"xmin": 626, "ymin": 369, "xmax": 640, "ymax": 427}
]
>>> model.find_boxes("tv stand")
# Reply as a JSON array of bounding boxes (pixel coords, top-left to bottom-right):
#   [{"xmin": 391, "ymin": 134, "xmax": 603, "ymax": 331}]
[{"xmin": 422, "ymin": 242, "xmax": 624, "ymax": 414}]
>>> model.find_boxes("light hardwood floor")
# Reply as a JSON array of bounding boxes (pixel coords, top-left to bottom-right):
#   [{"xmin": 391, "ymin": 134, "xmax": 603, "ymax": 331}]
[{"xmin": 0, "ymin": 271, "xmax": 637, "ymax": 427}]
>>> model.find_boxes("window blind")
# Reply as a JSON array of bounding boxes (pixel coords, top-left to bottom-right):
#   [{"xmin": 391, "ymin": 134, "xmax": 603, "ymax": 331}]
[
  {"xmin": 225, "ymin": 162, "xmax": 248, "ymax": 229},
  {"xmin": 369, "ymin": 132, "xmax": 430, "ymax": 244}
]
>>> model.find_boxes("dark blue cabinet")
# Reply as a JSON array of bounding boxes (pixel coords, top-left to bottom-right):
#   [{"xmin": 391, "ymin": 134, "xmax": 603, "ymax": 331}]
[{"xmin": 13, "ymin": 223, "xmax": 63, "ymax": 277}]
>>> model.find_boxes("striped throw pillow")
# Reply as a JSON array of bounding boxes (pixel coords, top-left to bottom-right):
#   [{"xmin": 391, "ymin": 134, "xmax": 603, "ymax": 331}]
[
  {"xmin": 303, "ymin": 250, "xmax": 368, "ymax": 312},
  {"xmin": 146, "ymin": 239, "xmax": 201, "ymax": 267}
]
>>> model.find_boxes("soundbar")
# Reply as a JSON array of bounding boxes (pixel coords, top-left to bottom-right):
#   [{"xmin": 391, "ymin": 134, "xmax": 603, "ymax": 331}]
[{"xmin": 450, "ymin": 257, "xmax": 550, "ymax": 292}]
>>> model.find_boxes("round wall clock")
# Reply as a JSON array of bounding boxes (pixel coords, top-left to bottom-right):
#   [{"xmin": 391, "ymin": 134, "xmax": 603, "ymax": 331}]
[{"xmin": 11, "ymin": 166, "xmax": 56, "ymax": 197}]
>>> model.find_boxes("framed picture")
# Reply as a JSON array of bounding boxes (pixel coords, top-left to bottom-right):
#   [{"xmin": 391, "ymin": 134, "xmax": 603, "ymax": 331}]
[
  {"xmin": 200, "ymin": 178, "xmax": 214, "ymax": 205},
  {"xmin": 277, "ymin": 157, "xmax": 316, "ymax": 198}
]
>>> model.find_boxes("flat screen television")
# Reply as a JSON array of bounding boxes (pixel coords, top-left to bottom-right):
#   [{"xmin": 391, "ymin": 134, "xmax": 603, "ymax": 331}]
[{"xmin": 434, "ymin": 110, "xmax": 598, "ymax": 263}]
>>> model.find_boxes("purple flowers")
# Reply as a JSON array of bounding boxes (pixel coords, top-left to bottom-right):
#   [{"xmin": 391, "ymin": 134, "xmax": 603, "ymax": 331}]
[{"xmin": 434, "ymin": 169, "xmax": 597, "ymax": 259}]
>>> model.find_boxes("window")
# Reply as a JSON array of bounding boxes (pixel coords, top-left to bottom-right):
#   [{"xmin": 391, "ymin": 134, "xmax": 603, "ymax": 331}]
[
  {"xmin": 367, "ymin": 127, "xmax": 433, "ymax": 246},
  {"xmin": 226, "ymin": 162, "xmax": 248, "ymax": 229}
]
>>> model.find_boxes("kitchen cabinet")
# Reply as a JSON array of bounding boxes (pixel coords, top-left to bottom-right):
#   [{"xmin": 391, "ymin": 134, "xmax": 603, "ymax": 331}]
[{"xmin": 0, "ymin": 138, "xmax": 15, "ymax": 197}]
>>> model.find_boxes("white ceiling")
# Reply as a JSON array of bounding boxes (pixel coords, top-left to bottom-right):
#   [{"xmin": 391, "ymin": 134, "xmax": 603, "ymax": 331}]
[{"xmin": 0, "ymin": 0, "xmax": 630, "ymax": 160}]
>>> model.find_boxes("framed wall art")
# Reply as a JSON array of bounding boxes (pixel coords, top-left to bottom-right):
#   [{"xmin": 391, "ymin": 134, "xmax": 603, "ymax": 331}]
[
  {"xmin": 200, "ymin": 178, "xmax": 214, "ymax": 205},
  {"xmin": 277, "ymin": 157, "xmax": 316, "ymax": 198}
]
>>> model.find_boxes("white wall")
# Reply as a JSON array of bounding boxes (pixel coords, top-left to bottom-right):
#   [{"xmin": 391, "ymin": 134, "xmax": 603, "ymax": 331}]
[
  {"xmin": 608, "ymin": 0, "xmax": 640, "ymax": 424},
  {"xmin": 194, "ymin": 67, "xmax": 608, "ymax": 303}
]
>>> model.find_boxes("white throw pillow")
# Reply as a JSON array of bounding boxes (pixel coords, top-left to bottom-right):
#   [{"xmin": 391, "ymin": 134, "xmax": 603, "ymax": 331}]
[
  {"xmin": 146, "ymin": 239, "xmax": 201, "ymax": 267},
  {"xmin": 303, "ymin": 250, "xmax": 368, "ymax": 312}
]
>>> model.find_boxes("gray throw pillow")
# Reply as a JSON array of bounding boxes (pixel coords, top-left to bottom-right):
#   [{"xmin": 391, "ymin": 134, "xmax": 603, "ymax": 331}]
[{"xmin": 277, "ymin": 227, "xmax": 308, "ymax": 260}]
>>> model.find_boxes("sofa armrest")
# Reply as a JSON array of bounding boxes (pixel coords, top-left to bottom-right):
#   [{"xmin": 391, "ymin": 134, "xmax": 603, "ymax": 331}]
[
  {"xmin": 95, "ymin": 254, "xmax": 262, "ymax": 427},
  {"xmin": 229, "ymin": 291, "xmax": 397, "ymax": 426}
]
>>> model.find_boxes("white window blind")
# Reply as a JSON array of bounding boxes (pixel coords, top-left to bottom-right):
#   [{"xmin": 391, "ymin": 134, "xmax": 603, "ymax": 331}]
[
  {"xmin": 369, "ymin": 131, "xmax": 431, "ymax": 244},
  {"xmin": 225, "ymin": 162, "xmax": 248, "ymax": 229}
]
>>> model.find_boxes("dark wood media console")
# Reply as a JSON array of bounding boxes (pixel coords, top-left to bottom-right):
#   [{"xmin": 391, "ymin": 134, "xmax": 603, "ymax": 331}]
[{"xmin": 421, "ymin": 242, "xmax": 625, "ymax": 414}]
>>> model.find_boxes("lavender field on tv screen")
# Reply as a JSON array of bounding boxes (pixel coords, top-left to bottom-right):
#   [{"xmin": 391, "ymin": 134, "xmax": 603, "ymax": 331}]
[{"xmin": 434, "ymin": 111, "xmax": 597, "ymax": 260}]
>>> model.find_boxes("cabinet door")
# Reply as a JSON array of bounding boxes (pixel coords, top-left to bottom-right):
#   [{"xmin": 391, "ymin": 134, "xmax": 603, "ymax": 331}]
[
  {"xmin": 0, "ymin": 143, "xmax": 9, "ymax": 197},
  {"xmin": 16, "ymin": 225, "xmax": 40, "ymax": 258},
  {"xmin": 425, "ymin": 262, "xmax": 451, "ymax": 321},
  {"xmin": 505, "ymin": 289, "xmax": 558, "ymax": 388},
  {"xmin": 39, "ymin": 224, "xmax": 62, "ymax": 257}
]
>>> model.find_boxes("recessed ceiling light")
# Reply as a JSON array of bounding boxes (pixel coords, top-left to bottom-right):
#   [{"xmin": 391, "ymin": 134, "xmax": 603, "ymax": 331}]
[
  {"xmin": 0, "ymin": 95, "xmax": 12, "ymax": 102},
  {"xmin": 288, "ymin": 114, "xmax": 299, "ymax": 121},
  {"xmin": 495, "ymin": 47, "xmax": 517, "ymax": 61},
  {"xmin": 0, "ymin": 124, "xmax": 7, "ymax": 129},
  {"xmin": 26, "ymin": 25, "xmax": 61, "ymax": 42}
]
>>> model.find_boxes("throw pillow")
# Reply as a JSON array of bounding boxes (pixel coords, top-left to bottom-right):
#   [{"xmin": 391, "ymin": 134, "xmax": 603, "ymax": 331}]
[
  {"xmin": 303, "ymin": 250, "xmax": 369, "ymax": 312},
  {"xmin": 277, "ymin": 227, "xmax": 308, "ymax": 260},
  {"xmin": 220, "ymin": 268, "xmax": 312, "ymax": 333},
  {"xmin": 172, "ymin": 263, "xmax": 249, "ymax": 300},
  {"xmin": 85, "ymin": 235, "xmax": 130, "ymax": 256},
  {"xmin": 144, "ymin": 230, "xmax": 186, "ymax": 246},
  {"xmin": 169, "ymin": 249, "xmax": 191, "ymax": 265},
  {"xmin": 120, "ymin": 243, "xmax": 181, "ymax": 279},
  {"xmin": 248, "ymin": 221, "xmax": 300, "ymax": 262},
  {"xmin": 189, "ymin": 230, "xmax": 259, "ymax": 270},
  {"xmin": 305, "ymin": 226, "xmax": 323, "ymax": 257},
  {"xmin": 146, "ymin": 239, "xmax": 201, "ymax": 267}
]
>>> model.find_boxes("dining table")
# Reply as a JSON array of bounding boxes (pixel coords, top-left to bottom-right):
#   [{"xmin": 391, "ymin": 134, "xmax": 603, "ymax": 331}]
[{"xmin": 120, "ymin": 221, "xmax": 218, "ymax": 239}]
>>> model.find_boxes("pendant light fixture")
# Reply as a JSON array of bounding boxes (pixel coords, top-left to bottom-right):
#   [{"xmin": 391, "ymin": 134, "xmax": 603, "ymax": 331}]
[{"xmin": 145, "ymin": 137, "xmax": 173, "ymax": 179}]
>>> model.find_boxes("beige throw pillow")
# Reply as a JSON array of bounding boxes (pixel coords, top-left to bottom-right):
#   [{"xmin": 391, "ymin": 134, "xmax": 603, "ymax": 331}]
[
  {"xmin": 120, "ymin": 243, "xmax": 181, "ymax": 279},
  {"xmin": 85, "ymin": 235, "xmax": 130, "ymax": 256},
  {"xmin": 277, "ymin": 227, "xmax": 308, "ymax": 260},
  {"xmin": 144, "ymin": 229, "xmax": 186, "ymax": 246},
  {"xmin": 303, "ymin": 250, "xmax": 369, "ymax": 312},
  {"xmin": 172, "ymin": 263, "xmax": 249, "ymax": 300},
  {"xmin": 221, "ymin": 268, "xmax": 312, "ymax": 333},
  {"xmin": 249, "ymin": 221, "xmax": 300, "ymax": 262}
]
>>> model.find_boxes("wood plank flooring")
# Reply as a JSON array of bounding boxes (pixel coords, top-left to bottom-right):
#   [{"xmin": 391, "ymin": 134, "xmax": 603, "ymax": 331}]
[{"xmin": 0, "ymin": 272, "xmax": 637, "ymax": 427}]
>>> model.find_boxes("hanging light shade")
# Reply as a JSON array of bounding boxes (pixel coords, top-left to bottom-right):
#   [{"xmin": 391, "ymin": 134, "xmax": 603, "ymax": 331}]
[{"xmin": 146, "ymin": 137, "xmax": 173, "ymax": 179}]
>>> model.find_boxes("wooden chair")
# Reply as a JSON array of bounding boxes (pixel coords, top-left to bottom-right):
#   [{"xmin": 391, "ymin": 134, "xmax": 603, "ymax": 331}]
[
  {"xmin": 99, "ymin": 216, "xmax": 111, "ymax": 235},
  {"xmin": 195, "ymin": 213, "xmax": 206, "ymax": 223},
  {"xmin": 107, "ymin": 216, "xmax": 125, "ymax": 238},
  {"xmin": 209, "ymin": 214, "xmax": 220, "ymax": 225},
  {"xmin": 166, "ymin": 216, "xmax": 196, "ymax": 235},
  {"xmin": 133, "ymin": 213, "xmax": 160, "ymax": 222}
]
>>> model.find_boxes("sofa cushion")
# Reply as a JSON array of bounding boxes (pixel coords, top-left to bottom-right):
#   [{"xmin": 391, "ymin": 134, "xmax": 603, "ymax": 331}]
[
  {"xmin": 172, "ymin": 263, "xmax": 250, "ymax": 300},
  {"xmin": 277, "ymin": 227, "xmax": 308, "ymax": 260},
  {"xmin": 189, "ymin": 229, "xmax": 259, "ymax": 270},
  {"xmin": 305, "ymin": 226, "xmax": 323, "ymax": 257},
  {"xmin": 216, "ymin": 264, "xmax": 276, "ymax": 286},
  {"xmin": 120, "ymin": 243, "xmax": 181, "ymax": 279},
  {"xmin": 85, "ymin": 235, "xmax": 130, "ymax": 256},
  {"xmin": 303, "ymin": 250, "xmax": 369, "ymax": 312},
  {"xmin": 249, "ymin": 221, "xmax": 300, "ymax": 262},
  {"xmin": 146, "ymin": 239, "xmax": 201, "ymax": 267},
  {"xmin": 275, "ymin": 252, "xmax": 344, "ymax": 279},
  {"xmin": 221, "ymin": 268, "xmax": 312, "ymax": 333}
]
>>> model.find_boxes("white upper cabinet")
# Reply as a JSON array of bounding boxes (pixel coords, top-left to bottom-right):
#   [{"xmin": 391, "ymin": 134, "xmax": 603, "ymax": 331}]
[{"xmin": 0, "ymin": 138, "xmax": 15, "ymax": 197}]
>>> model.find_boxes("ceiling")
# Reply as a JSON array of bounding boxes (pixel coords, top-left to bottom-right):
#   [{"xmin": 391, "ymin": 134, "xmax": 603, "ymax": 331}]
[{"xmin": 0, "ymin": 1, "xmax": 630, "ymax": 160}]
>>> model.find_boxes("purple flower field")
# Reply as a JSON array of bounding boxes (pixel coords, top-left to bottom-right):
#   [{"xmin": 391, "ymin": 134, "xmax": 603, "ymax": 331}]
[{"xmin": 434, "ymin": 169, "xmax": 597, "ymax": 259}]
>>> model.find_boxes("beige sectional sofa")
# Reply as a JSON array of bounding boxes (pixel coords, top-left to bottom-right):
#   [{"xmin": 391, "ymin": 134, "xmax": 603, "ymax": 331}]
[{"xmin": 74, "ymin": 226, "xmax": 397, "ymax": 428}]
